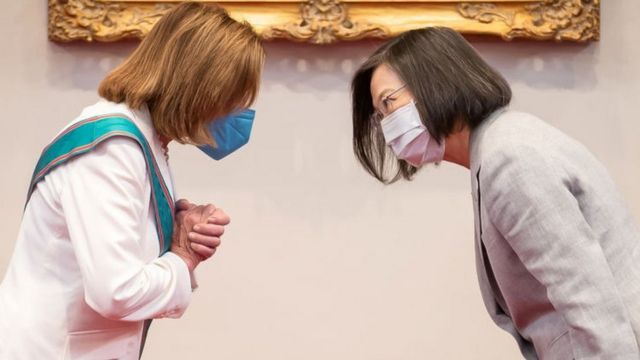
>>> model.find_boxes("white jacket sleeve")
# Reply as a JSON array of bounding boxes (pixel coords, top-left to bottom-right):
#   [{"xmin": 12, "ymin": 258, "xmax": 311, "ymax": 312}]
[{"xmin": 58, "ymin": 137, "xmax": 192, "ymax": 321}]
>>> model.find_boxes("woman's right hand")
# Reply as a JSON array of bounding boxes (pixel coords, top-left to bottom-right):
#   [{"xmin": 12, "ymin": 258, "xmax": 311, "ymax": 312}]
[
  {"xmin": 175, "ymin": 199, "xmax": 230, "ymax": 260},
  {"xmin": 170, "ymin": 204, "xmax": 217, "ymax": 272}
]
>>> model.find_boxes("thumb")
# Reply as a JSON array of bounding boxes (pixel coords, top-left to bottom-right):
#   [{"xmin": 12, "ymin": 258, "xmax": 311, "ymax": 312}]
[{"xmin": 176, "ymin": 199, "xmax": 196, "ymax": 211}]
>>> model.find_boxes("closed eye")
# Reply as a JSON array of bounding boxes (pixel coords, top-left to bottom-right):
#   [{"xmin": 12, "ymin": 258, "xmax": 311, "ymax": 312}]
[{"xmin": 382, "ymin": 96, "xmax": 397, "ymax": 112}]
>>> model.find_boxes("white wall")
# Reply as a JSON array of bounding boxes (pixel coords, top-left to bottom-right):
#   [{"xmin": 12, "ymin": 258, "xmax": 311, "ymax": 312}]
[{"xmin": 1, "ymin": 1, "xmax": 638, "ymax": 359}]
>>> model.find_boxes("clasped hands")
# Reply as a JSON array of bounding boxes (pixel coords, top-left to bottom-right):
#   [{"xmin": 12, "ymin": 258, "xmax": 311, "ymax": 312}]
[{"xmin": 170, "ymin": 199, "xmax": 230, "ymax": 272}]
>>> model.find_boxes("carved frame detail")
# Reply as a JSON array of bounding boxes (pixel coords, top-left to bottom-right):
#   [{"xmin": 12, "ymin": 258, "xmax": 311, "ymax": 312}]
[{"xmin": 49, "ymin": 0, "xmax": 600, "ymax": 44}]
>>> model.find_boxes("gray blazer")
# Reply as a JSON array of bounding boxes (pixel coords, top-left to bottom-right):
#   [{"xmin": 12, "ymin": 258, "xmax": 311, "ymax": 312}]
[{"xmin": 470, "ymin": 109, "xmax": 640, "ymax": 360}]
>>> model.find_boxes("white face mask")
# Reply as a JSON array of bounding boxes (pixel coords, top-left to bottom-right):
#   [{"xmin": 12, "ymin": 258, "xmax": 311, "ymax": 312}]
[{"xmin": 380, "ymin": 101, "xmax": 445, "ymax": 167}]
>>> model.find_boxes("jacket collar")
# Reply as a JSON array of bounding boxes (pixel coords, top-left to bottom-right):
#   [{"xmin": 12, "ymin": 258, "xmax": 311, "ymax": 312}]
[{"xmin": 469, "ymin": 107, "xmax": 508, "ymax": 175}]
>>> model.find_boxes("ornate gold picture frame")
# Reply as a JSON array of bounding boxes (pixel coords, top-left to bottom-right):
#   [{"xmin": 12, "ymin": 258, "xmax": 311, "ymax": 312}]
[{"xmin": 49, "ymin": 0, "xmax": 600, "ymax": 44}]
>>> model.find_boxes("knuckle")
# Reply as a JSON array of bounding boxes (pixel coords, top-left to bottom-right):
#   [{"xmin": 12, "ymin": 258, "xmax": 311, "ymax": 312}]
[{"xmin": 186, "ymin": 211, "xmax": 201, "ymax": 221}]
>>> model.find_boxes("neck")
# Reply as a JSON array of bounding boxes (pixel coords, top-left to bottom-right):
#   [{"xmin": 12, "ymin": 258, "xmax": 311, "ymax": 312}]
[
  {"xmin": 158, "ymin": 134, "xmax": 171, "ymax": 161},
  {"xmin": 442, "ymin": 125, "xmax": 471, "ymax": 169},
  {"xmin": 159, "ymin": 135, "xmax": 171, "ymax": 149}
]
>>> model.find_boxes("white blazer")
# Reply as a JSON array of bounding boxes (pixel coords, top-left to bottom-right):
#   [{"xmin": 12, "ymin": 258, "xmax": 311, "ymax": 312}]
[{"xmin": 0, "ymin": 100, "xmax": 193, "ymax": 359}]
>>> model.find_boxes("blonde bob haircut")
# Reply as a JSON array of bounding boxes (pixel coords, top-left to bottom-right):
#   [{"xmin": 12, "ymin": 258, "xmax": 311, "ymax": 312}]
[{"xmin": 99, "ymin": 2, "xmax": 264, "ymax": 145}]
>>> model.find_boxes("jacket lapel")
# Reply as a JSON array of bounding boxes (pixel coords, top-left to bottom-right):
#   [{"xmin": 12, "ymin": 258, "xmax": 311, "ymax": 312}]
[
  {"xmin": 469, "ymin": 109, "xmax": 508, "ymax": 319},
  {"xmin": 471, "ymin": 166, "xmax": 501, "ymax": 318}
]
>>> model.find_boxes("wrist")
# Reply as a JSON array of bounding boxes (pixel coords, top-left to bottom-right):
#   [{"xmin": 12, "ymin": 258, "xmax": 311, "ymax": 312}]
[
  {"xmin": 184, "ymin": 259, "xmax": 196, "ymax": 272},
  {"xmin": 172, "ymin": 249, "xmax": 197, "ymax": 272}
]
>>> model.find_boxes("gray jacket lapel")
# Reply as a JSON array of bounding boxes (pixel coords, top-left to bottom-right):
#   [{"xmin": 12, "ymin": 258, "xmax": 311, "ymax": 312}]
[{"xmin": 469, "ymin": 108, "xmax": 505, "ymax": 320}]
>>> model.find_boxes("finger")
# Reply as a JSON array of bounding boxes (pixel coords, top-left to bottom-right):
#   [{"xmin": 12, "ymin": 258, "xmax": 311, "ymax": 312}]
[
  {"xmin": 182, "ymin": 204, "xmax": 214, "ymax": 227},
  {"xmin": 188, "ymin": 232, "xmax": 222, "ymax": 248},
  {"xmin": 175, "ymin": 199, "xmax": 196, "ymax": 211},
  {"xmin": 193, "ymin": 223, "xmax": 225, "ymax": 237},
  {"xmin": 190, "ymin": 242, "xmax": 216, "ymax": 260},
  {"xmin": 208, "ymin": 210, "xmax": 230, "ymax": 225},
  {"xmin": 202, "ymin": 204, "xmax": 217, "ymax": 218},
  {"xmin": 208, "ymin": 217, "xmax": 230, "ymax": 226}
]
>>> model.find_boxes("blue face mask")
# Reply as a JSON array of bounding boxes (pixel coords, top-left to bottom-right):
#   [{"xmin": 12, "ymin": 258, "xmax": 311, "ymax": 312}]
[{"xmin": 197, "ymin": 109, "xmax": 255, "ymax": 160}]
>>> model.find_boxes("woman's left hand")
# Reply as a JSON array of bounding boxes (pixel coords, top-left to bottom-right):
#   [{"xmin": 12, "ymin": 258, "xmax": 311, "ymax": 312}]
[{"xmin": 176, "ymin": 199, "xmax": 230, "ymax": 261}]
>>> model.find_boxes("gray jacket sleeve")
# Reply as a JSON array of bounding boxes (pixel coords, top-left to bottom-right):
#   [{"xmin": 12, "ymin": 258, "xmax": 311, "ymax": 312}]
[{"xmin": 481, "ymin": 144, "xmax": 639, "ymax": 360}]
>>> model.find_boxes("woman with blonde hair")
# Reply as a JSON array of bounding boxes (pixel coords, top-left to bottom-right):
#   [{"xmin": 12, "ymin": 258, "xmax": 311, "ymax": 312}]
[{"xmin": 0, "ymin": 3, "xmax": 264, "ymax": 359}]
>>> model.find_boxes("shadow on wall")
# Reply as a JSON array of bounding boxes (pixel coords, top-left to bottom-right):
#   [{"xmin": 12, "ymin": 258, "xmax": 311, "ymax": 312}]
[
  {"xmin": 261, "ymin": 38, "xmax": 599, "ymax": 93},
  {"xmin": 261, "ymin": 40, "xmax": 380, "ymax": 94},
  {"xmin": 45, "ymin": 40, "xmax": 137, "ymax": 91},
  {"xmin": 44, "ymin": 39, "xmax": 383, "ymax": 95},
  {"xmin": 45, "ymin": 35, "xmax": 599, "ymax": 95},
  {"xmin": 474, "ymin": 39, "xmax": 599, "ymax": 91}
]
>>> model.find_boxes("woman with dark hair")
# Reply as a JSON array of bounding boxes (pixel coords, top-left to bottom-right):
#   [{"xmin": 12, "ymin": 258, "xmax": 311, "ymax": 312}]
[{"xmin": 352, "ymin": 27, "xmax": 640, "ymax": 359}]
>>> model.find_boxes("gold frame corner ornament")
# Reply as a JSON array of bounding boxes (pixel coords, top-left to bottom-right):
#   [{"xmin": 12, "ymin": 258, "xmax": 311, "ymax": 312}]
[
  {"xmin": 48, "ymin": 0, "xmax": 600, "ymax": 44},
  {"xmin": 457, "ymin": 0, "xmax": 600, "ymax": 42},
  {"xmin": 48, "ymin": 0, "xmax": 170, "ymax": 42}
]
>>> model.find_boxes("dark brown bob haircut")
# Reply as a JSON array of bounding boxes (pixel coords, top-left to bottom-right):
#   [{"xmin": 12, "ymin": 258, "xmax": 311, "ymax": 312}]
[
  {"xmin": 99, "ymin": 2, "xmax": 264, "ymax": 145},
  {"xmin": 351, "ymin": 27, "xmax": 511, "ymax": 183}
]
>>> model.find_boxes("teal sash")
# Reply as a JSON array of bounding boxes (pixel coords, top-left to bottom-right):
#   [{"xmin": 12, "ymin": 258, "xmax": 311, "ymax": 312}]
[{"xmin": 26, "ymin": 114, "xmax": 175, "ymax": 255}]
